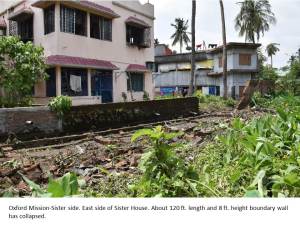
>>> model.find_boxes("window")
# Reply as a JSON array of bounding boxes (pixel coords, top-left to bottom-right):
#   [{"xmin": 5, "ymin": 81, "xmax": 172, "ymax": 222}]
[
  {"xmin": 146, "ymin": 61, "xmax": 157, "ymax": 72},
  {"xmin": 0, "ymin": 28, "xmax": 6, "ymax": 36},
  {"xmin": 60, "ymin": 6, "xmax": 87, "ymax": 36},
  {"xmin": 18, "ymin": 17, "xmax": 33, "ymax": 42},
  {"xmin": 239, "ymin": 53, "xmax": 252, "ymax": 66},
  {"xmin": 218, "ymin": 56, "xmax": 223, "ymax": 68},
  {"xmin": 9, "ymin": 20, "xmax": 17, "ymax": 36},
  {"xmin": 126, "ymin": 25, "xmax": 150, "ymax": 48},
  {"xmin": 46, "ymin": 68, "xmax": 56, "ymax": 97},
  {"xmin": 90, "ymin": 14, "xmax": 112, "ymax": 41},
  {"xmin": 61, "ymin": 68, "xmax": 88, "ymax": 96},
  {"xmin": 127, "ymin": 72, "xmax": 144, "ymax": 92},
  {"xmin": 44, "ymin": 5, "xmax": 55, "ymax": 34}
]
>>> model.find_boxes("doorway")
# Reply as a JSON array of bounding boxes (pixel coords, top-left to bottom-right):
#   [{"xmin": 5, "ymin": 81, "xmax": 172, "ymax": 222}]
[{"xmin": 92, "ymin": 70, "xmax": 113, "ymax": 103}]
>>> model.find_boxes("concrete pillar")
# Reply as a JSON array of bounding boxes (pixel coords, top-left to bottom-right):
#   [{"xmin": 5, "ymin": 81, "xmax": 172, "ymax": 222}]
[
  {"xmin": 56, "ymin": 66, "xmax": 61, "ymax": 96},
  {"xmin": 87, "ymin": 69, "xmax": 92, "ymax": 96},
  {"xmin": 55, "ymin": 3, "xmax": 60, "ymax": 33},
  {"xmin": 87, "ymin": 12, "xmax": 90, "ymax": 38}
]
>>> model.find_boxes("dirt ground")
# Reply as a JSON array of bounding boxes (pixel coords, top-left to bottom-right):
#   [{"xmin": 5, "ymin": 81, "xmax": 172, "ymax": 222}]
[{"xmin": 0, "ymin": 108, "xmax": 267, "ymax": 196}]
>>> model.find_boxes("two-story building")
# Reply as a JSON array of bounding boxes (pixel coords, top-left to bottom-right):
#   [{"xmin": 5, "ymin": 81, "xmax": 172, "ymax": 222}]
[
  {"xmin": 154, "ymin": 42, "xmax": 261, "ymax": 99},
  {"xmin": 0, "ymin": 0, "xmax": 155, "ymax": 105}
]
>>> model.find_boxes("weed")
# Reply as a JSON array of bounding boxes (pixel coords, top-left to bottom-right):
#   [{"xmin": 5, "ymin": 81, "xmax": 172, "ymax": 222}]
[
  {"xmin": 48, "ymin": 96, "xmax": 72, "ymax": 118},
  {"xmin": 130, "ymin": 126, "xmax": 199, "ymax": 197}
]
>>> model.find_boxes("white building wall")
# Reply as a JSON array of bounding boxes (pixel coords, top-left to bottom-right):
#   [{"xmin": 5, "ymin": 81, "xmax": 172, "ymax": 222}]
[{"xmin": 2, "ymin": 1, "xmax": 155, "ymax": 103}]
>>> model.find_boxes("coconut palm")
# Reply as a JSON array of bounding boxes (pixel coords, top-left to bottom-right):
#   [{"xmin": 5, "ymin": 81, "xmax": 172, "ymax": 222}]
[
  {"xmin": 266, "ymin": 43, "xmax": 280, "ymax": 68},
  {"xmin": 219, "ymin": 0, "xmax": 228, "ymax": 99},
  {"xmin": 235, "ymin": 0, "xmax": 276, "ymax": 43},
  {"xmin": 188, "ymin": 0, "xmax": 196, "ymax": 96},
  {"xmin": 170, "ymin": 18, "xmax": 191, "ymax": 53}
]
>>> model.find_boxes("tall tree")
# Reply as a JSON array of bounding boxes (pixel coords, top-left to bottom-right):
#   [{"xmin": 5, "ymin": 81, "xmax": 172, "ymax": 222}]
[
  {"xmin": 170, "ymin": 18, "xmax": 191, "ymax": 53},
  {"xmin": 235, "ymin": 0, "xmax": 276, "ymax": 43},
  {"xmin": 219, "ymin": 0, "xmax": 228, "ymax": 99},
  {"xmin": 266, "ymin": 43, "xmax": 280, "ymax": 68},
  {"xmin": 188, "ymin": 0, "xmax": 196, "ymax": 96}
]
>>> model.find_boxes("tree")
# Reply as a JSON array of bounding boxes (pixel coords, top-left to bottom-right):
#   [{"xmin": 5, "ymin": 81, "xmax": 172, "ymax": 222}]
[
  {"xmin": 188, "ymin": 0, "xmax": 196, "ymax": 96},
  {"xmin": 219, "ymin": 0, "xmax": 228, "ymax": 99},
  {"xmin": 0, "ymin": 36, "xmax": 47, "ymax": 107},
  {"xmin": 235, "ymin": 0, "xmax": 276, "ymax": 43},
  {"xmin": 266, "ymin": 43, "xmax": 280, "ymax": 68},
  {"xmin": 154, "ymin": 38, "xmax": 159, "ymax": 45},
  {"xmin": 170, "ymin": 18, "xmax": 191, "ymax": 53}
]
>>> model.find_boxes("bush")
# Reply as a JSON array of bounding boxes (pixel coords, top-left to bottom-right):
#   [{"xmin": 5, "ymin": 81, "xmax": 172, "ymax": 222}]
[
  {"xmin": 143, "ymin": 91, "xmax": 150, "ymax": 101},
  {"xmin": 0, "ymin": 36, "xmax": 47, "ymax": 107},
  {"xmin": 130, "ymin": 126, "xmax": 199, "ymax": 197},
  {"xmin": 48, "ymin": 96, "xmax": 72, "ymax": 118}
]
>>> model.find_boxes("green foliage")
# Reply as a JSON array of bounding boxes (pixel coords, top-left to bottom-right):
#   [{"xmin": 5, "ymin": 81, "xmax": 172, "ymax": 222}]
[
  {"xmin": 48, "ymin": 96, "xmax": 72, "ymax": 118},
  {"xmin": 0, "ymin": 36, "xmax": 47, "ymax": 107},
  {"xmin": 277, "ymin": 60, "xmax": 300, "ymax": 95},
  {"xmin": 143, "ymin": 91, "xmax": 150, "ymax": 101},
  {"xmin": 130, "ymin": 126, "xmax": 199, "ymax": 197},
  {"xmin": 170, "ymin": 18, "xmax": 191, "ymax": 53},
  {"xmin": 194, "ymin": 91, "xmax": 236, "ymax": 109},
  {"xmin": 235, "ymin": 0, "xmax": 276, "ymax": 43},
  {"xmin": 250, "ymin": 91, "xmax": 270, "ymax": 107},
  {"xmin": 19, "ymin": 172, "xmax": 85, "ymax": 197},
  {"xmin": 259, "ymin": 66, "xmax": 278, "ymax": 81},
  {"xmin": 218, "ymin": 109, "xmax": 300, "ymax": 197}
]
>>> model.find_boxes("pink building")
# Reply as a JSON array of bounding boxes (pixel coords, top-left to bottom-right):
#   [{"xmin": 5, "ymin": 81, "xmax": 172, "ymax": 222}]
[{"xmin": 0, "ymin": 1, "xmax": 155, "ymax": 105}]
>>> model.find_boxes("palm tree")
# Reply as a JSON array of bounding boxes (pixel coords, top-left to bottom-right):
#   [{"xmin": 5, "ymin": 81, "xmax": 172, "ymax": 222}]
[
  {"xmin": 219, "ymin": 0, "xmax": 228, "ymax": 99},
  {"xmin": 235, "ymin": 0, "xmax": 276, "ymax": 43},
  {"xmin": 170, "ymin": 18, "xmax": 191, "ymax": 53},
  {"xmin": 188, "ymin": 0, "xmax": 196, "ymax": 96},
  {"xmin": 266, "ymin": 43, "xmax": 280, "ymax": 68}
]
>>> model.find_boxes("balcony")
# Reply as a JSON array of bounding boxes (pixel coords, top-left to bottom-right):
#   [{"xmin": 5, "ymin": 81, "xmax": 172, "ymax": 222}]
[{"xmin": 125, "ymin": 16, "xmax": 151, "ymax": 49}]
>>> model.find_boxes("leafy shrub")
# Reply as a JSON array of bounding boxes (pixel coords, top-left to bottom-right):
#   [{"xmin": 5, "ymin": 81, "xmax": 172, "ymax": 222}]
[
  {"xmin": 218, "ymin": 108, "xmax": 300, "ymax": 197},
  {"xmin": 194, "ymin": 90, "xmax": 236, "ymax": 110},
  {"xmin": 130, "ymin": 126, "xmax": 199, "ymax": 197},
  {"xmin": 224, "ymin": 97, "xmax": 236, "ymax": 107},
  {"xmin": 0, "ymin": 36, "xmax": 47, "ymax": 107},
  {"xmin": 17, "ymin": 172, "xmax": 85, "ymax": 197},
  {"xmin": 48, "ymin": 96, "xmax": 72, "ymax": 118},
  {"xmin": 143, "ymin": 91, "xmax": 150, "ymax": 101}
]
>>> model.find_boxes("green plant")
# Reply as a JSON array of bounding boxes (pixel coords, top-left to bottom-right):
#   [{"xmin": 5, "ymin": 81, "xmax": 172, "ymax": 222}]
[
  {"xmin": 224, "ymin": 97, "xmax": 236, "ymax": 107},
  {"xmin": 18, "ymin": 172, "xmax": 85, "ymax": 197},
  {"xmin": 0, "ymin": 36, "xmax": 47, "ymax": 107},
  {"xmin": 218, "ymin": 107, "xmax": 300, "ymax": 197},
  {"xmin": 143, "ymin": 91, "xmax": 150, "ymax": 101},
  {"xmin": 48, "ymin": 96, "xmax": 72, "ymax": 118},
  {"xmin": 130, "ymin": 126, "xmax": 199, "ymax": 197},
  {"xmin": 121, "ymin": 92, "xmax": 127, "ymax": 102}
]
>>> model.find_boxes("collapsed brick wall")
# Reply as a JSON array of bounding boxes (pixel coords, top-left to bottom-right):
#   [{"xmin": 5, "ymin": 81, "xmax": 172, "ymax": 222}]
[
  {"xmin": 237, "ymin": 80, "xmax": 275, "ymax": 110},
  {"xmin": 0, "ymin": 97, "xmax": 199, "ymax": 140}
]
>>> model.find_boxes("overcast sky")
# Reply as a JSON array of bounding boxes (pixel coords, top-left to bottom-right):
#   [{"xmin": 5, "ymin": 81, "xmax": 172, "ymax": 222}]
[
  {"xmin": 140, "ymin": 0, "xmax": 300, "ymax": 68},
  {"xmin": 1, "ymin": 0, "xmax": 299, "ymax": 68}
]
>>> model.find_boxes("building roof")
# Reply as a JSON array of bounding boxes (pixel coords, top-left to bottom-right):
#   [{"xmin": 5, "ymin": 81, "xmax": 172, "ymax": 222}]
[
  {"xmin": 32, "ymin": 0, "xmax": 120, "ymax": 18},
  {"xmin": 155, "ymin": 51, "xmax": 208, "ymax": 64},
  {"xmin": 208, "ymin": 42, "xmax": 261, "ymax": 53},
  {"xmin": 125, "ymin": 16, "xmax": 151, "ymax": 28},
  {"xmin": 208, "ymin": 69, "xmax": 259, "ymax": 76},
  {"xmin": 126, "ymin": 64, "xmax": 149, "ymax": 73},
  {"xmin": 46, "ymin": 55, "xmax": 119, "ymax": 70},
  {"xmin": 0, "ymin": 18, "xmax": 6, "ymax": 28},
  {"xmin": 8, "ymin": 6, "xmax": 33, "ymax": 21}
]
